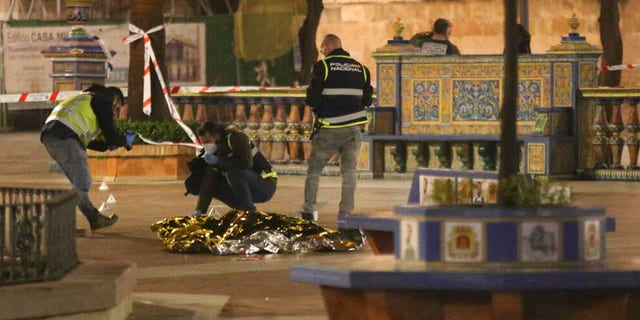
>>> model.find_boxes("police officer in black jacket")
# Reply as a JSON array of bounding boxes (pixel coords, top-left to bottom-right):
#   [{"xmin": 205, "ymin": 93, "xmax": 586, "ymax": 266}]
[{"xmin": 298, "ymin": 34, "xmax": 373, "ymax": 222}]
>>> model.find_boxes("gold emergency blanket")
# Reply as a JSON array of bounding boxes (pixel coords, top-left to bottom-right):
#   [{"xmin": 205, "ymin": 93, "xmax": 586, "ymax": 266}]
[{"xmin": 151, "ymin": 210, "xmax": 364, "ymax": 254}]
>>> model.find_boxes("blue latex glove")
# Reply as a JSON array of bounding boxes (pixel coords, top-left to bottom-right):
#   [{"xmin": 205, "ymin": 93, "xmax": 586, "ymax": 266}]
[
  {"xmin": 125, "ymin": 129, "xmax": 136, "ymax": 151},
  {"xmin": 203, "ymin": 154, "xmax": 219, "ymax": 165}
]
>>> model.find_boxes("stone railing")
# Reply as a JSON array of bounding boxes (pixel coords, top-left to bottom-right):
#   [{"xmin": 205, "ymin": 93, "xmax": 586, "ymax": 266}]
[
  {"xmin": 172, "ymin": 89, "xmax": 314, "ymax": 164},
  {"xmin": 0, "ymin": 187, "xmax": 77, "ymax": 285},
  {"xmin": 580, "ymin": 87, "xmax": 640, "ymax": 180}
]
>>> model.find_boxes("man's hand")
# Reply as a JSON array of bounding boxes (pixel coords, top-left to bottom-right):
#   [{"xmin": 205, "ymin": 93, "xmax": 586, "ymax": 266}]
[
  {"xmin": 203, "ymin": 154, "xmax": 219, "ymax": 165},
  {"xmin": 125, "ymin": 129, "xmax": 136, "ymax": 151}
]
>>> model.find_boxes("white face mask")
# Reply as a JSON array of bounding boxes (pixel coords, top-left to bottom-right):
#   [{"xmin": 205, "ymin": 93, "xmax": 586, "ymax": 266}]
[{"xmin": 203, "ymin": 143, "xmax": 217, "ymax": 154}]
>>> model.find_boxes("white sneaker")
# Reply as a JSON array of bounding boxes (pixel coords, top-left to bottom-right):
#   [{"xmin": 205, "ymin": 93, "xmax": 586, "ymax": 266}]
[
  {"xmin": 298, "ymin": 210, "xmax": 318, "ymax": 221},
  {"xmin": 190, "ymin": 210, "xmax": 205, "ymax": 217}
]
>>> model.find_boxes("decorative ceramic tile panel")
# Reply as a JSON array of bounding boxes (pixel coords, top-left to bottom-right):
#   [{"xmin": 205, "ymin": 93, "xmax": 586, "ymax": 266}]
[
  {"xmin": 451, "ymin": 64, "xmax": 501, "ymax": 77},
  {"xmin": 469, "ymin": 179, "xmax": 498, "ymax": 204},
  {"xmin": 527, "ymin": 143, "xmax": 546, "ymax": 174},
  {"xmin": 554, "ymin": 63, "xmax": 572, "ymax": 107},
  {"xmin": 413, "ymin": 64, "xmax": 442, "ymax": 76},
  {"xmin": 378, "ymin": 64, "xmax": 396, "ymax": 107},
  {"xmin": 412, "ymin": 79, "xmax": 441, "ymax": 122},
  {"xmin": 521, "ymin": 222, "xmax": 560, "ymax": 262},
  {"xmin": 456, "ymin": 178, "xmax": 473, "ymax": 204},
  {"xmin": 583, "ymin": 219, "xmax": 601, "ymax": 261},
  {"xmin": 452, "ymin": 79, "xmax": 500, "ymax": 121},
  {"xmin": 356, "ymin": 141, "xmax": 370, "ymax": 171},
  {"xmin": 444, "ymin": 222, "xmax": 483, "ymax": 262},
  {"xmin": 517, "ymin": 79, "xmax": 542, "ymax": 121},
  {"xmin": 400, "ymin": 220, "xmax": 420, "ymax": 261},
  {"xmin": 518, "ymin": 63, "xmax": 551, "ymax": 78},
  {"xmin": 579, "ymin": 62, "xmax": 597, "ymax": 88}
]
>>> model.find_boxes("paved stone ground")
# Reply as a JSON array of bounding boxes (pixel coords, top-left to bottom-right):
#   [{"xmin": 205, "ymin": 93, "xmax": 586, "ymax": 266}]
[{"xmin": 2, "ymin": 132, "xmax": 640, "ymax": 319}]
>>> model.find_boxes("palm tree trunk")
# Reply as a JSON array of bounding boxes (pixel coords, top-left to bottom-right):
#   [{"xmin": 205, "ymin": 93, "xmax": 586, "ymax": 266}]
[
  {"xmin": 127, "ymin": 0, "xmax": 170, "ymax": 121},
  {"xmin": 598, "ymin": 0, "xmax": 623, "ymax": 87},
  {"xmin": 498, "ymin": 0, "xmax": 520, "ymax": 206},
  {"xmin": 296, "ymin": 0, "xmax": 323, "ymax": 85}
]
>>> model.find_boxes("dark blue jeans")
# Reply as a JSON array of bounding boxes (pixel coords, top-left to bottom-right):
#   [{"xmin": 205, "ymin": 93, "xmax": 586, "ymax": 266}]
[{"xmin": 197, "ymin": 167, "xmax": 276, "ymax": 212}]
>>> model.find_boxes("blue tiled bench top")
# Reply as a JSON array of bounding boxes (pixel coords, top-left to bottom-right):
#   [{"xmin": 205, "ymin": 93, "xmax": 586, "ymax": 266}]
[
  {"xmin": 340, "ymin": 212, "xmax": 616, "ymax": 232},
  {"xmin": 291, "ymin": 255, "xmax": 640, "ymax": 291}
]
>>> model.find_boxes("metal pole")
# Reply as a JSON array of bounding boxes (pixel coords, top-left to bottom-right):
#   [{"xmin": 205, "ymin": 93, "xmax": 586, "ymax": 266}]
[{"xmin": 0, "ymin": 22, "xmax": 8, "ymax": 130}]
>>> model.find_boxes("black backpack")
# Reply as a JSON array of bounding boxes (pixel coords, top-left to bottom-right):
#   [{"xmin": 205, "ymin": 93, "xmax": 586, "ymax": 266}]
[{"xmin": 184, "ymin": 156, "xmax": 206, "ymax": 196}]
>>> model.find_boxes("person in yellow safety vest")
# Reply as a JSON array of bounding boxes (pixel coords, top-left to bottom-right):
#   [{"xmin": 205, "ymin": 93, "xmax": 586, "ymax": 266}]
[
  {"xmin": 298, "ymin": 34, "xmax": 373, "ymax": 222},
  {"xmin": 186, "ymin": 121, "xmax": 277, "ymax": 216},
  {"xmin": 40, "ymin": 84, "xmax": 135, "ymax": 231}
]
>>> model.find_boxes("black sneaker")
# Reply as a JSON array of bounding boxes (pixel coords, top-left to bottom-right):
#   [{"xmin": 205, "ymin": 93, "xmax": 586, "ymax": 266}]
[{"xmin": 90, "ymin": 214, "xmax": 119, "ymax": 231}]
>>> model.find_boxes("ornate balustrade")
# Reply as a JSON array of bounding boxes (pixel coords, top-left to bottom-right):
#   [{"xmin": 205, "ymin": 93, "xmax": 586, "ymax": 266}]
[
  {"xmin": 172, "ymin": 90, "xmax": 314, "ymax": 164},
  {"xmin": 0, "ymin": 187, "xmax": 77, "ymax": 285},
  {"xmin": 580, "ymin": 87, "xmax": 640, "ymax": 180}
]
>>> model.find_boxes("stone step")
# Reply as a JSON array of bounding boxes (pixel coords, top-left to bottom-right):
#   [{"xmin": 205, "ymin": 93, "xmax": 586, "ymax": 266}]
[{"xmin": 0, "ymin": 262, "xmax": 137, "ymax": 320}]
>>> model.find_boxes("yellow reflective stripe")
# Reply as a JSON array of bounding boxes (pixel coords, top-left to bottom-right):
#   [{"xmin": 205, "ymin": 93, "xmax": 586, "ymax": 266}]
[
  {"xmin": 261, "ymin": 171, "xmax": 277, "ymax": 179},
  {"xmin": 321, "ymin": 119, "xmax": 369, "ymax": 128},
  {"xmin": 321, "ymin": 59, "xmax": 328, "ymax": 81},
  {"xmin": 320, "ymin": 110, "xmax": 367, "ymax": 124}
]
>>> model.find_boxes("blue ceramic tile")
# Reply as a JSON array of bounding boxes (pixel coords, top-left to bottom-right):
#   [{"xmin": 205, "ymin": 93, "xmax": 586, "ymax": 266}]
[
  {"xmin": 487, "ymin": 222, "xmax": 518, "ymax": 262},
  {"xmin": 563, "ymin": 221, "xmax": 579, "ymax": 261},
  {"xmin": 425, "ymin": 221, "xmax": 441, "ymax": 261}
]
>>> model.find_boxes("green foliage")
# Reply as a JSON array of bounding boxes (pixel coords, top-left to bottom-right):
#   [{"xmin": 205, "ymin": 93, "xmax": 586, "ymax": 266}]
[
  {"xmin": 427, "ymin": 175, "xmax": 572, "ymax": 207},
  {"xmin": 115, "ymin": 120, "xmax": 201, "ymax": 144},
  {"xmin": 498, "ymin": 175, "xmax": 571, "ymax": 207},
  {"xmin": 498, "ymin": 175, "xmax": 540, "ymax": 207}
]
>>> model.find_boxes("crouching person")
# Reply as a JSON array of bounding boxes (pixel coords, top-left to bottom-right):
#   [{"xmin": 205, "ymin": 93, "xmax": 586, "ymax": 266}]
[{"xmin": 187, "ymin": 121, "xmax": 277, "ymax": 216}]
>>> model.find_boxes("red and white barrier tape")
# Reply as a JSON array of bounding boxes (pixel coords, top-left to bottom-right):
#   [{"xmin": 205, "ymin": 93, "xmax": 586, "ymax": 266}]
[
  {"xmin": 123, "ymin": 23, "xmax": 199, "ymax": 146},
  {"xmin": 170, "ymin": 86, "xmax": 302, "ymax": 94},
  {"xmin": 0, "ymin": 91, "xmax": 82, "ymax": 104},
  {"xmin": 136, "ymin": 133, "xmax": 202, "ymax": 149},
  {"xmin": 0, "ymin": 86, "xmax": 303, "ymax": 104},
  {"xmin": 600, "ymin": 64, "xmax": 640, "ymax": 71}
]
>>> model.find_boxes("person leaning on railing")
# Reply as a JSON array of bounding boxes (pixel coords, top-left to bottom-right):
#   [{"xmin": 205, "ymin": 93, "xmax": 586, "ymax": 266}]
[
  {"xmin": 40, "ymin": 84, "xmax": 135, "ymax": 232},
  {"xmin": 410, "ymin": 18, "xmax": 461, "ymax": 55}
]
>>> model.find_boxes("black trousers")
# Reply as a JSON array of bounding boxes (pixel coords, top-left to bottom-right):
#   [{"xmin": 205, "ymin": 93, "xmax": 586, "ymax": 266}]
[{"xmin": 196, "ymin": 167, "xmax": 276, "ymax": 212}]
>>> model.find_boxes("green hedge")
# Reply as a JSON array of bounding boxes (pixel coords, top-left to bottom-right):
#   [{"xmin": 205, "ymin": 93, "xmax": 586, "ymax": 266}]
[{"xmin": 115, "ymin": 120, "xmax": 201, "ymax": 144}]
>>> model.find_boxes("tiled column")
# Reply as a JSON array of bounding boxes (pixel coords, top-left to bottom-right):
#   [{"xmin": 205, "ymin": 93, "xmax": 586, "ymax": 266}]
[
  {"xmin": 592, "ymin": 99, "xmax": 609, "ymax": 169},
  {"xmin": 258, "ymin": 98, "xmax": 273, "ymax": 159},
  {"xmin": 607, "ymin": 99, "xmax": 625, "ymax": 170},
  {"xmin": 625, "ymin": 98, "xmax": 640, "ymax": 170},
  {"xmin": 232, "ymin": 97, "xmax": 247, "ymax": 132},
  {"xmin": 301, "ymin": 105, "xmax": 314, "ymax": 162},
  {"xmin": 287, "ymin": 98, "xmax": 303, "ymax": 163}
]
